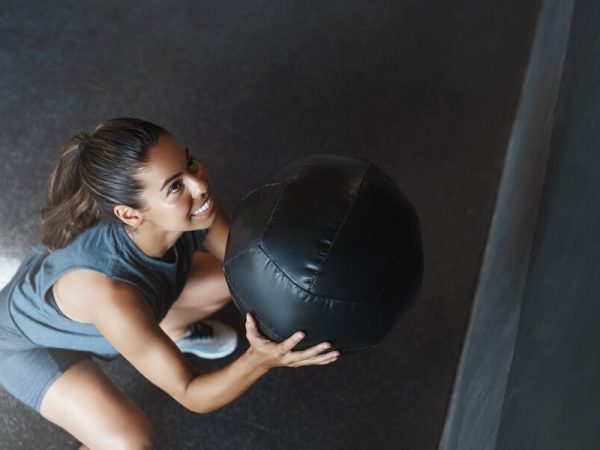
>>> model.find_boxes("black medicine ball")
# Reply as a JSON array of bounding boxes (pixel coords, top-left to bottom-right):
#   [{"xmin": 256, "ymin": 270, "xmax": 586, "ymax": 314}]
[{"xmin": 223, "ymin": 153, "xmax": 423, "ymax": 353}]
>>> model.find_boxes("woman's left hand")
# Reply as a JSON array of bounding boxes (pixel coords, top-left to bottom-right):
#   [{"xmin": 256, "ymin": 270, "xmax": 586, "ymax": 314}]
[{"xmin": 244, "ymin": 312, "xmax": 339, "ymax": 369}]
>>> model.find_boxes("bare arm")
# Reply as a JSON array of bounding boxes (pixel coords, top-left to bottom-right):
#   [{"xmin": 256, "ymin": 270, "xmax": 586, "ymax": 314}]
[
  {"xmin": 83, "ymin": 273, "xmax": 337, "ymax": 414},
  {"xmin": 183, "ymin": 313, "xmax": 338, "ymax": 412}
]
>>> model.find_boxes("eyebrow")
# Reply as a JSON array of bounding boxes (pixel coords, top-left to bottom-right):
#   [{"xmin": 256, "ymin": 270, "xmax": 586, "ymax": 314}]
[{"xmin": 160, "ymin": 148, "xmax": 190, "ymax": 191}]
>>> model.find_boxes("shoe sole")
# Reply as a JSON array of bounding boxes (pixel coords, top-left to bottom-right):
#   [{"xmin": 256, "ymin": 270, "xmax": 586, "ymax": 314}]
[{"xmin": 178, "ymin": 336, "xmax": 238, "ymax": 360}]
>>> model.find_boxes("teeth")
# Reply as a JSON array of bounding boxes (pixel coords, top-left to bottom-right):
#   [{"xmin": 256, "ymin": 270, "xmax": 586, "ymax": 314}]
[{"xmin": 191, "ymin": 198, "xmax": 211, "ymax": 216}]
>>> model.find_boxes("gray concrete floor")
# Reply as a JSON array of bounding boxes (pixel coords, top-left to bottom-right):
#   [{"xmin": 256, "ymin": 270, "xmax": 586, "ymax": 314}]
[{"xmin": 0, "ymin": 1, "xmax": 540, "ymax": 449}]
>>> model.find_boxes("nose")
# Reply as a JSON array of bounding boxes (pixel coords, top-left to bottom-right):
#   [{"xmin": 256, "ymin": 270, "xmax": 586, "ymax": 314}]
[{"xmin": 186, "ymin": 174, "xmax": 208, "ymax": 198}]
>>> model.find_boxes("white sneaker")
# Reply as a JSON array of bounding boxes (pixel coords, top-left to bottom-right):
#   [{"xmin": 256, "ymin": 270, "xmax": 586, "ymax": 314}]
[{"xmin": 175, "ymin": 320, "xmax": 238, "ymax": 359}]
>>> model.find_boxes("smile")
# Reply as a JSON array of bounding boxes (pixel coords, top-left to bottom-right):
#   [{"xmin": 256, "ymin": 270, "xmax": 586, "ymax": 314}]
[{"xmin": 191, "ymin": 197, "xmax": 213, "ymax": 217}]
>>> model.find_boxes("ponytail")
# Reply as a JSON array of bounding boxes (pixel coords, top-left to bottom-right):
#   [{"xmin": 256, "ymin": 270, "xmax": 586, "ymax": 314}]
[
  {"xmin": 39, "ymin": 118, "xmax": 167, "ymax": 251},
  {"xmin": 40, "ymin": 133, "xmax": 101, "ymax": 251}
]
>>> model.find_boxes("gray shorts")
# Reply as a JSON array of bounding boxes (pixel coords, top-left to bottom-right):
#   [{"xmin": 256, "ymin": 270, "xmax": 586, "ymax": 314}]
[{"xmin": 0, "ymin": 296, "xmax": 93, "ymax": 412}]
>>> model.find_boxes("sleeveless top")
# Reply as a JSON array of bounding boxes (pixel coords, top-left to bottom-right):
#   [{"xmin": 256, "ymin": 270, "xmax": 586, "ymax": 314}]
[{"xmin": 2, "ymin": 222, "xmax": 208, "ymax": 357}]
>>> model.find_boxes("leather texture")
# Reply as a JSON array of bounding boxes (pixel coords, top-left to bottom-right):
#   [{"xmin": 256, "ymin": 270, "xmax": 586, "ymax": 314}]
[{"xmin": 224, "ymin": 153, "xmax": 423, "ymax": 353}]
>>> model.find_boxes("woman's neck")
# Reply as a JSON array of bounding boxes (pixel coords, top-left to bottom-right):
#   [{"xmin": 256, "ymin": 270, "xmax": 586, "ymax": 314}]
[{"xmin": 125, "ymin": 226, "xmax": 182, "ymax": 260}]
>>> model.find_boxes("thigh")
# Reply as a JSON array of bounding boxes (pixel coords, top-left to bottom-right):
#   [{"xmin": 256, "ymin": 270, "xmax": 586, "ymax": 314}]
[
  {"xmin": 173, "ymin": 251, "xmax": 231, "ymax": 309},
  {"xmin": 0, "ymin": 344, "xmax": 91, "ymax": 413},
  {"xmin": 40, "ymin": 359, "xmax": 153, "ymax": 450}
]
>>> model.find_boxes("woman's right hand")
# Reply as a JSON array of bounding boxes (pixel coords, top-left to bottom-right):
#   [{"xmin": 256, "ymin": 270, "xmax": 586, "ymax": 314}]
[{"xmin": 245, "ymin": 313, "xmax": 339, "ymax": 369}]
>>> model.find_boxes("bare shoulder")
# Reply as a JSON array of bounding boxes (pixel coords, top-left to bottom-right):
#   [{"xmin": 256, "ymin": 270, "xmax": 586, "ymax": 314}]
[{"xmin": 52, "ymin": 269, "xmax": 142, "ymax": 323}]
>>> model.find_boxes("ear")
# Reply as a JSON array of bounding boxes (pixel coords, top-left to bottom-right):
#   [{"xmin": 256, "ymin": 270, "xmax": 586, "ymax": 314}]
[{"xmin": 113, "ymin": 204, "xmax": 144, "ymax": 227}]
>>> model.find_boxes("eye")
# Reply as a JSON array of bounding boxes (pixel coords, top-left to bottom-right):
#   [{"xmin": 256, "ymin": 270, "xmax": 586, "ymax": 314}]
[{"xmin": 168, "ymin": 180, "xmax": 182, "ymax": 195}]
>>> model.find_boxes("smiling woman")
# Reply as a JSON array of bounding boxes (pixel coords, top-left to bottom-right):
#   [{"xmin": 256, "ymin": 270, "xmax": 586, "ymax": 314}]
[
  {"xmin": 113, "ymin": 133, "xmax": 219, "ymax": 259},
  {"xmin": 0, "ymin": 118, "xmax": 337, "ymax": 450}
]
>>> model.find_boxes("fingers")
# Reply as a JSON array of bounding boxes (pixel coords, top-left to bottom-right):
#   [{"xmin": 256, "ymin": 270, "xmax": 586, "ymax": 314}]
[
  {"xmin": 278, "ymin": 330, "xmax": 306, "ymax": 353},
  {"xmin": 294, "ymin": 342, "xmax": 331, "ymax": 361},
  {"xmin": 246, "ymin": 313, "xmax": 306, "ymax": 351},
  {"xmin": 290, "ymin": 348, "xmax": 340, "ymax": 367},
  {"xmin": 245, "ymin": 312, "xmax": 258, "ymax": 335},
  {"xmin": 244, "ymin": 313, "xmax": 340, "ymax": 367},
  {"xmin": 245, "ymin": 313, "xmax": 268, "ymax": 342},
  {"xmin": 297, "ymin": 341, "xmax": 332, "ymax": 359},
  {"xmin": 285, "ymin": 341, "xmax": 340, "ymax": 367},
  {"xmin": 308, "ymin": 350, "xmax": 339, "ymax": 366}
]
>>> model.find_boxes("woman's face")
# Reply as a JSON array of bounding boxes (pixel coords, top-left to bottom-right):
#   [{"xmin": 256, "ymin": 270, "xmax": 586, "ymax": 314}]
[{"xmin": 134, "ymin": 133, "xmax": 218, "ymax": 233}]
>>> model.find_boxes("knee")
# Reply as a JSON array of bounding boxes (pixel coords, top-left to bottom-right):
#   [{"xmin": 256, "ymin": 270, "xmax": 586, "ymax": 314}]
[
  {"xmin": 213, "ymin": 269, "xmax": 232, "ymax": 304},
  {"xmin": 109, "ymin": 419, "xmax": 155, "ymax": 450}
]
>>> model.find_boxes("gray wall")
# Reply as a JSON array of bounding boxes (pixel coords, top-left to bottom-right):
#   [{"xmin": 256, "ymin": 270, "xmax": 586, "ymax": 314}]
[
  {"xmin": 438, "ymin": 0, "xmax": 600, "ymax": 448},
  {"xmin": 496, "ymin": 0, "xmax": 600, "ymax": 448}
]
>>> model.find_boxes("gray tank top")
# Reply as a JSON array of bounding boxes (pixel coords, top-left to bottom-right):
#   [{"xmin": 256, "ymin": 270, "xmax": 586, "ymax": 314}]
[{"xmin": 3, "ymin": 222, "xmax": 208, "ymax": 357}]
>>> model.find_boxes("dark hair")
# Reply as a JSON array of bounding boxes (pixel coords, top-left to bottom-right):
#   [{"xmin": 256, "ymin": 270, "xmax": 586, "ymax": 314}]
[{"xmin": 40, "ymin": 117, "xmax": 169, "ymax": 251}]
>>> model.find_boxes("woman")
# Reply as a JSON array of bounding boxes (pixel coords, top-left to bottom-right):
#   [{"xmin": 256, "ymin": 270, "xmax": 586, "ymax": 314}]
[{"xmin": 0, "ymin": 117, "xmax": 339, "ymax": 450}]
